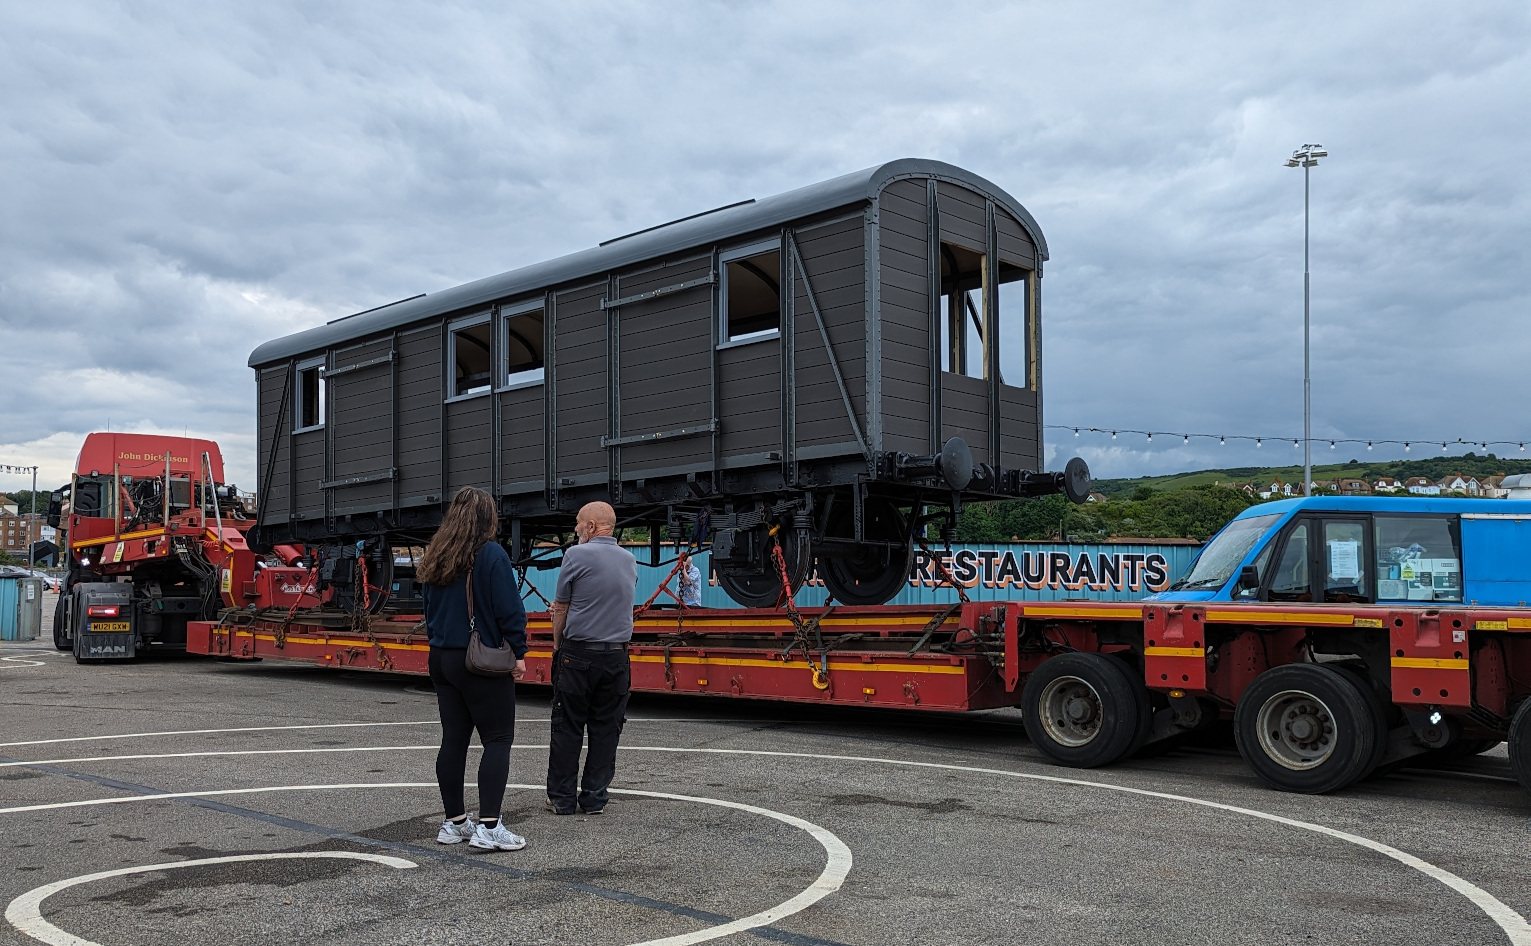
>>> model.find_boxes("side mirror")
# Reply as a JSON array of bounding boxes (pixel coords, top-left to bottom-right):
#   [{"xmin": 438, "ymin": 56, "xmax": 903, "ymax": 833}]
[{"xmin": 1236, "ymin": 564, "xmax": 1260, "ymax": 592}]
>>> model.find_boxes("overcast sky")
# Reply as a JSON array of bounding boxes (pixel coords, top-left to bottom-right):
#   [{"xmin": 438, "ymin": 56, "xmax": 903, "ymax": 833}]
[{"xmin": 2, "ymin": 1, "xmax": 1529, "ymax": 493}]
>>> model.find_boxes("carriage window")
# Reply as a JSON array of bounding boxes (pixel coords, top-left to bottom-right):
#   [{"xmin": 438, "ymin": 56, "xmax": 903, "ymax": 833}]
[
  {"xmin": 997, "ymin": 262, "xmax": 1030, "ymax": 388},
  {"xmin": 294, "ymin": 359, "xmax": 325, "ymax": 431},
  {"xmin": 501, "ymin": 308, "xmax": 545, "ymax": 388},
  {"xmin": 449, "ymin": 319, "xmax": 493, "ymax": 398},
  {"xmin": 721, "ymin": 247, "xmax": 781, "ymax": 344},
  {"xmin": 939, "ymin": 242, "xmax": 986, "ymax": 379},
  {"xmin": 1375, "ymin": 515, "xmax": 1461, "ymax": 602}
]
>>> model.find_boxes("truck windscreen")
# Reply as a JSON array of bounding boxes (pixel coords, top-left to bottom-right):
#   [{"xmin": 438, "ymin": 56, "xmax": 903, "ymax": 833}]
[{"xmin": 1171, "ymin": 513, "xmax": 1283, "ymax": 591}]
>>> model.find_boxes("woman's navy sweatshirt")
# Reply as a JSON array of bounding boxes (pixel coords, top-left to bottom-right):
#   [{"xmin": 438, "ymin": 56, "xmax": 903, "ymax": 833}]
[{"xmin": 421, "ymin": 543, "xmax": 528, "ymax": 657}]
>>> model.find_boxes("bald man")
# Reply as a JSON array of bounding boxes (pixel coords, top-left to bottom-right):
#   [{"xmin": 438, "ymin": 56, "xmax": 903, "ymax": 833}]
[{"xmin": 545, "ymin": 502, "xmax": 638, "ymax": 816}]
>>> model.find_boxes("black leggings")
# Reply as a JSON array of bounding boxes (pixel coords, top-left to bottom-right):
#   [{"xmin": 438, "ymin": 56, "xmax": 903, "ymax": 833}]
[{"xmin": 429, "ymin": 647, "xmax": 517, "ymax": 820}]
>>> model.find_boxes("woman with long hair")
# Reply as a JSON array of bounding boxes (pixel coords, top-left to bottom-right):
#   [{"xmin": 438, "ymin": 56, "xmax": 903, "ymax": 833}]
[{"xmin": 418, "ymin": 486, "xmax": 529, "ymax": 851}]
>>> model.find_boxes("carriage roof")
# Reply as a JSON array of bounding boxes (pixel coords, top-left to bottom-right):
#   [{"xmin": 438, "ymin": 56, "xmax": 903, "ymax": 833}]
[{"xmin": 248, "ymin": 158, "xmax": 1048, "ymax": 368}]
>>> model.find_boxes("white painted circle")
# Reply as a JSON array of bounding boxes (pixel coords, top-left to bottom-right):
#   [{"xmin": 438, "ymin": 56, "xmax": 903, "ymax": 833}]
[
  {"xmin": 5, "ymin": 852, "xmax": 416, "ymax": 946},
  {"xmin": 2, "ymin": 722, "xmax": 1525, "ymax": 944},
  {"xmin": 0, "ymin": 782, "xmax": 851, "ymax": 946}
]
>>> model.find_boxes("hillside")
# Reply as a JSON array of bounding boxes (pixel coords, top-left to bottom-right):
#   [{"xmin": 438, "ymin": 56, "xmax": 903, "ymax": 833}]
[{"xmin": 1091, "ymin": 452, "xmax": 1531, "ymax": 498}]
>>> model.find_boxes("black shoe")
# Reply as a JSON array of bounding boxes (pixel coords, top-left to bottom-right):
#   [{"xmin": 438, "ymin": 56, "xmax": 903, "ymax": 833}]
[
  {"xmin": 544, "ymin": 800, "xmax": 576, "ymax": 816},
  {"xmin": 578, "ymin": 806, "xmax": 604, "ymax": 816}
]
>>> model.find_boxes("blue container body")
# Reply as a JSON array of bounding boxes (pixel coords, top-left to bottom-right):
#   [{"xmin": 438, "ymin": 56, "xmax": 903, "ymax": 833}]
[
  {"xmin": 0, "ymin": 578, "xmax": 18, "ymax": 640},
  {"xmin": 517, "ymin": 543, "xmax": 1202, "ymax": 609}
]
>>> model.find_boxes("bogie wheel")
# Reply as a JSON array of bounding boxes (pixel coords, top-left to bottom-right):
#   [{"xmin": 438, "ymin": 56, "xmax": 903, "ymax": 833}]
[
  {"xmin": 718, "ymin": 528, "xmax": 811, "ymax": 609},
  {"xmin": 1509, "ymin": 699, "xmax": 1531, "ymax": 800},
  {"xmin": 1021, "ymin": 652, "xmax": 1151, "ymax": 768},
  {"xmin": 1234, "ymin": 664, "xmax": 1382, "ymax": 794},
  {"xmin": 817, "ymin": 498, "xmax": 913, "ymax": 606}
]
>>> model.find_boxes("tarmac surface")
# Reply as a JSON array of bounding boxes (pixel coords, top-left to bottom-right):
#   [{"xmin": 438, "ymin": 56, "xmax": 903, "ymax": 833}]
[{"xmin": 0, "ymin": 635, "xmax": 1527, "ymax": 946}]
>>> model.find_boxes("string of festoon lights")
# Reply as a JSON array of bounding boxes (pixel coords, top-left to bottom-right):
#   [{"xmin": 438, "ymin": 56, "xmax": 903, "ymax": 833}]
[{"xmin": 1047, "ymin": 426, "xmax": 1529, "ymax": 454}]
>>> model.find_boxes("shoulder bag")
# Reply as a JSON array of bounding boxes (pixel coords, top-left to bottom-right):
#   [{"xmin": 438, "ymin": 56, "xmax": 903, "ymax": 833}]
[{"xmin": 464, "ymin": 563, "xmax": 517, "ymax": 676}]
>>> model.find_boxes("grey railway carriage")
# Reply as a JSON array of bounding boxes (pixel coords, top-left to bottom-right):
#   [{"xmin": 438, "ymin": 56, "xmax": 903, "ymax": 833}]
[{"xmin": 249, "ymin": 158, "xmax": 1089, "ymax": 608}]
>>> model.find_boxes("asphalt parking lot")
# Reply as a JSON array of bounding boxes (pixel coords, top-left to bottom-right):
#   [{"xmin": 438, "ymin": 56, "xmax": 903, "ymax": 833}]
[{"xmin": 0, "ymin": 640, "xmax": 1527, "ymax": 946}]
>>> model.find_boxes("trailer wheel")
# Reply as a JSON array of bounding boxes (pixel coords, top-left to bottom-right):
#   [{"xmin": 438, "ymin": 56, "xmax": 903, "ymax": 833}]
[
  {"xmin": 818, "ymin": 499, "xmax": 912, "ymax": 607},
  {"xmin": 1234, "ymin": 664, "xmax": 1381, "ymax": 794},
  {"xmin": 1509, "ymin": 700, "xmax": 1531, "ymax": 800},
  {"xmin": 52, "ymin": 594, "xmax": 71, "ymax": 651},
  {"xmin": 1021, "ymin": 653, "xmax": 1150, "ymax": 768}
]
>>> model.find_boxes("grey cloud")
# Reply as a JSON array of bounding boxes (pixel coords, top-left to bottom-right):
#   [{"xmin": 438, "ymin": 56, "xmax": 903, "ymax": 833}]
[{"xmin": 1, "ymin": 0, "xmax": 1528, "ymax": 491}]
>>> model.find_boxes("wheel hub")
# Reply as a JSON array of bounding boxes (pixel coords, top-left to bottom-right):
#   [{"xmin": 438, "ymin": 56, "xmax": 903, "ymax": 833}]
[
  {"xmin": 1256, "ymin": 689, "xmax": 1338, "ymax": 770},
  {"xmin": 1039, "ymin": 676, "xmax": 1103, "ymax": 747}
]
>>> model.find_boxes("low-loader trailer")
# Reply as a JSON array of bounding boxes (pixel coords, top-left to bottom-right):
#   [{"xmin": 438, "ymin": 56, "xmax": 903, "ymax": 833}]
[{"xmin": 190, "ymin": 496, "xmax": 1531, "ymax": 797}]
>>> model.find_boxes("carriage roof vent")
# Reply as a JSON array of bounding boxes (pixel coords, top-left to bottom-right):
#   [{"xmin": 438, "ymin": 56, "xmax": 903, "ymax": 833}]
[{"xmin": 599, "ymin": 199, "xmax": 756, "ymax": 247}]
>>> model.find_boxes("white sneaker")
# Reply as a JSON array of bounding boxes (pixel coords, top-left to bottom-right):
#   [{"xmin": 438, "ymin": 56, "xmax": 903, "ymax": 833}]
[
  {"xmin": 469, "ymin": 820, "xmax": 527, "ymax": 852},
  {"xmin": 437, "ymin": 817, "xmax": 476, "ymax": 845}
]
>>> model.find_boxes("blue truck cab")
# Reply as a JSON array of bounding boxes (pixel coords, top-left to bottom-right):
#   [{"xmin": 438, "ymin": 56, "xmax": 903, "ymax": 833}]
[{"xmin": 1149, "ymin": 496, "xmax": 1531, "ymax": 607}]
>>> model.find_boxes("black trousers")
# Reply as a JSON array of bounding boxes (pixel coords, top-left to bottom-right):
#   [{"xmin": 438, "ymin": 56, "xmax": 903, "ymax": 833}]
[
  {"xmin": 546, "ymin": 646, "xmax": 630, "ymax": 812},
  {"xmin": 429, "ymin": 646, "xmax": 517, "ymax": 820}
]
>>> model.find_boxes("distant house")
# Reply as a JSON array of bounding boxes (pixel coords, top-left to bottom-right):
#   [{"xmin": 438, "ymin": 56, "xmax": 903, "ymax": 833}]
[
  {"xmin": 1372, "ymin": 476, "xmax": 1403, "ymax": 492},
  {"xmin": 1258, "ymin": 479, "xmax": 1294, "ymax": 499},
  {"xmin": 1086, "ymin": 491, "xmax": 1108, "ymax": 503},
  {"xmin": 1437, "ymin": 474, "xmax": 1481, "ymax": 495},
  {"xmin": 1310, "ymin": 480, "xmax": 1338, "ymax": 494},
  {"xmin": 1404, "ymin": 476, "xmax": 1441, "ymax": 496},
  {"xmin": 1482, "ymin": 475, "xmax": 1508, "ymax": 499},
  {"xmin": 1336, "ymin": 478, "xmax": 1371, "ymax": 495}
]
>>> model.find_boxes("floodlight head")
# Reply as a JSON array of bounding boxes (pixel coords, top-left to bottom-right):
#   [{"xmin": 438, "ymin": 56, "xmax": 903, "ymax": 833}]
[{"xmin": 1284, "ymin": 158, "xmax": 1300, "ymax": 167}]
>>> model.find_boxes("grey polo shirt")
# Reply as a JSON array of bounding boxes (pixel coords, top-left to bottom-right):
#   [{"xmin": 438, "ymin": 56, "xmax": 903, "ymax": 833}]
[{"xmin": 554, "ymin": 535, "xmax": 639, "ymax": 643}]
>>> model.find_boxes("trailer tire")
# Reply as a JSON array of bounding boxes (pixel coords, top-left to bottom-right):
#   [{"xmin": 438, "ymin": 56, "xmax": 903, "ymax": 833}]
[
  {"xmin": 1021, "ymin": 652, "xmax": 1149, "ymax": 768},
  {"xmin": 1234, "ymin": 664, "xmax": 1381, "ymax": 794},
  {"xmin": 1509, "ymin": 699, "xmax": 1531, "ymax": 800},
  {"xmin": 52, "ymin": 594, "xmax": 71, "ymax": 651}
]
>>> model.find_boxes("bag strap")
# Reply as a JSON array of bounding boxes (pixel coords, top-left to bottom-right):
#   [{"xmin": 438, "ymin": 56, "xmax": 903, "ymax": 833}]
[{"xmin": 465, "ymin": 568, "xmax": 476, "ymax": 632}]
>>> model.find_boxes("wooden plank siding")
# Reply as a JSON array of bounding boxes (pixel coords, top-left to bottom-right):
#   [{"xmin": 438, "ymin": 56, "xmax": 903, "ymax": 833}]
[
  {"xmin": 616, "ymin": 256, "xmax": 714, "ymax": 475},
  {"xmin": 256, "ymin": 366, "xmax": 290, "ymax": 523},
  {"xmin": 791, "ymin": 214, "xmax": 866, "ymax": 452},
  {"xmin": 499, "ymin": 384, "xmax": 544, "ymax": 494},
  {"xmin": 552, "ymin": 283, "xmax": 608, "ymax": 484},
  {"xmin": 999, "ymin": 384, "xmax": 1041, "ymax": 471},
  {"xmin": 941, "ymin": 372, "xmax": 990, "ymax": 466},
  {"xmin": 328, "ymin": 337, "xmax": 393, "ymax": 513},
  {"xmin": 877, "ymin": 178, "xmax": 932, "ymax": 455},
  {"xmin": 995, "ymin": 211, "xmax": 1037, "ymax": 269},
  {"xmin": 719, "ymin": 340, "xmax": 779, "ymax": 461},
  {"xmin": 396, "ymin": 326, "xmax": 442, "ymax": 505},
  {"xmin": 936, "ymin": 182, "xmax": 987, "ymax": 251},
  {"xmin": 445, "ymin": 395, "xmax": 492, "ymax": 493},
  {"xmin": 293, "ymin": 431, "xmax": 325, "ymax": 519}
]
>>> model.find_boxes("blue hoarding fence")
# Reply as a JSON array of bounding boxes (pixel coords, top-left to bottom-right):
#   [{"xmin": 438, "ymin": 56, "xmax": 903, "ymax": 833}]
[{"xmin": 515, "ymin": 542, "xmax": 1202, "ymax": 609}]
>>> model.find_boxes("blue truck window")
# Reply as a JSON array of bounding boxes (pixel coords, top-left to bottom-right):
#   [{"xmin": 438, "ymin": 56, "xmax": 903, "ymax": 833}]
[
  {"xmin": 1375, "ymin": 515, "xmax": 1461, "ymax": 602},
  {"xmin": 1172, "ymin": 513, "xmax": 1281, "ymax": 592},
  {"xmin": 1322, "ymin": 520, "xmax": 1368, "ymax": 603},
  {"xmin": 1268, "ymin": 522, "xmax": 1311, "ymax": 601}
]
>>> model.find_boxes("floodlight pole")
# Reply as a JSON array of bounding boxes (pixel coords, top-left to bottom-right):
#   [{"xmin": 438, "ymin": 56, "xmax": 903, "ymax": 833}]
[
  {"xmin": 1287, "ymin": 144, "xmax": 1325, "ymax": 497},
  {"xmin": 1303, "ymin": 160, "xmax": 1311, "ymax": 497},
  {"xmin": 29, "ymin": 466, "xmax": 36, "ymax": 570}
]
